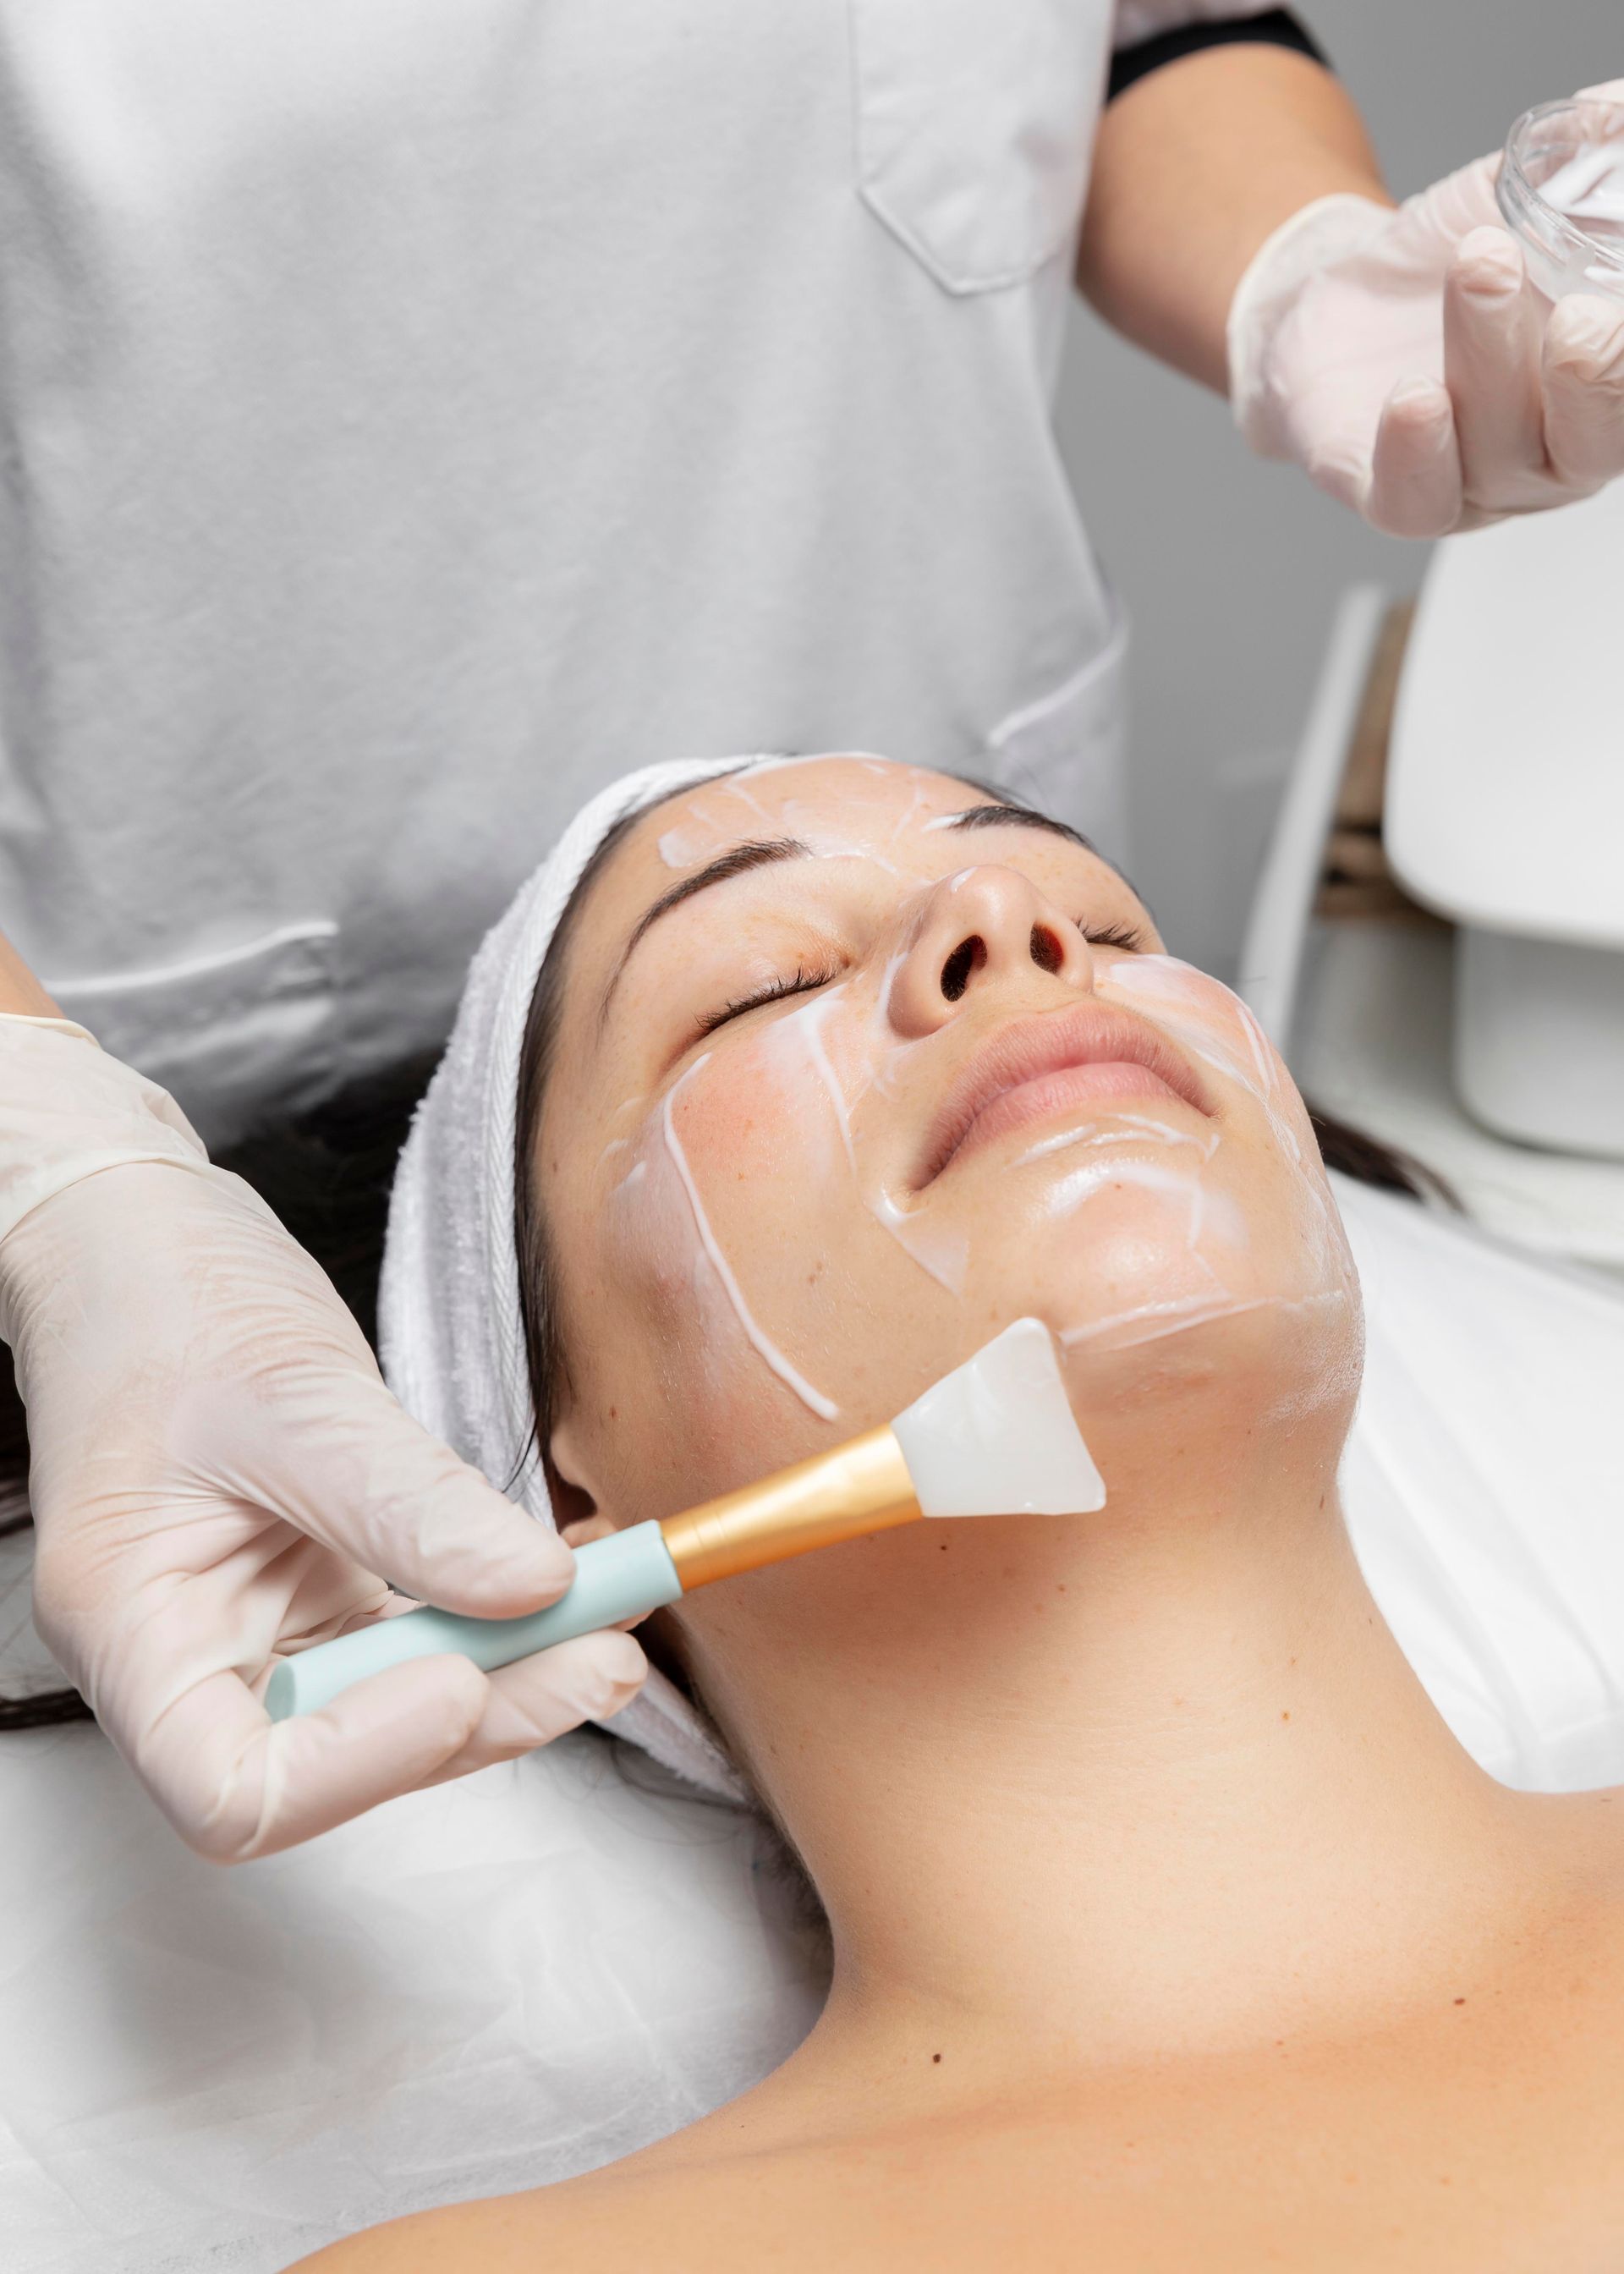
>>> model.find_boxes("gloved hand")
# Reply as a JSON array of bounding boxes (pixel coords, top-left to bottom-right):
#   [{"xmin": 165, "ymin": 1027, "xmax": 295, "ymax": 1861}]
[
  {"xmin": 1228, "ymin": 85, "xmax": 1624, "ymax": 537},
  {"xmin": 0, "ymin": 1017, "xmax": 646, "ymax": 1861}
]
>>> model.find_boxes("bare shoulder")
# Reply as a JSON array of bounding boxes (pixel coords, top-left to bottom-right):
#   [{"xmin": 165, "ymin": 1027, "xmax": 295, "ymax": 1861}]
[
  {"xmin": 287, "ymin": 2066, "xmax": 837, "ymax": 2269},
  {"xmin": 288, "ymin": 2192, "xmax": 601, "ymax": 2271},
  {"xmin": 284, "ymin": 2191, "xmax": 563, "ymax": 2271},
  {"xmin": 285, "ymin": 2153, "xmax": 762, "ymax": 2273}
]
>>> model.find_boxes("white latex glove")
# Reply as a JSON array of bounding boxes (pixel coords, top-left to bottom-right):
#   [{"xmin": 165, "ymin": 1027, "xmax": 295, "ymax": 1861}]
[
  {"xmin": 1229, "ymin": 91, "xmax": 1624, "ymax": 537},
  {"xmin": 0, "ymin": 1018, "xmax": 647, "ymax": 1861}
]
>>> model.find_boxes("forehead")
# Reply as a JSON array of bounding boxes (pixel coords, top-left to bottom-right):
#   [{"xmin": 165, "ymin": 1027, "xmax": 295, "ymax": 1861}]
[
  {"xmin": 647, "ymin": 754, "xmax": 957, "ymax": 868},
  {"xmin": 584, "ymin": 753, "xmax": 1108, "ymax": 932}
]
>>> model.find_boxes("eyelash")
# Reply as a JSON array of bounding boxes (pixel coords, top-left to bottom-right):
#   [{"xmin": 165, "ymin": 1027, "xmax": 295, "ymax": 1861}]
[
  {"xmin": 1081, "ymin": 920, "xmax": 1144, "ymax": 955},
  {"xmin": 698, "ymin": 962, "xmax": 841, "ymax": 1035},
  {"xmin": 695, "ymin": 920, "xmax": 1144, "ymax": 1036}
]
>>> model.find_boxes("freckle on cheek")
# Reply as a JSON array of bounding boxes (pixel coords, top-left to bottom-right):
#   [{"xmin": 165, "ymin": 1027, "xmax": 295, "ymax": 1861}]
[
  {"xmin": 684, "ymin": 1061, "xmax": 792, "ymax": 1177},
  {"xmin": 638, "ymin": 1062, "xmax": 842, "ymax": 1422}
]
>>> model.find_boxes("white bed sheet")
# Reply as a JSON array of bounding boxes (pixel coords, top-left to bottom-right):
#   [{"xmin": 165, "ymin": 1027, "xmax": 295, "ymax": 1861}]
[
  {"xmin": 1336, "ymin": 1173, "xmax": 1624, "ymax": 1791},
  {"xmin": 0, "ymin": 1688, "xmax": 826, "ymax": 2272},
  {"xmin": 3, "ymin": 1173, "xmax": 1623, "ymax": 2271}
]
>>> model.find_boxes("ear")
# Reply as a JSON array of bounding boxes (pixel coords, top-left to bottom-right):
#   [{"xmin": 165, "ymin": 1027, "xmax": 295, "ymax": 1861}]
[
  {"xmin": 546, "ymin": 1414, "xmax": 617, "ymax": 1551},
  {"xmin": 559, "ymin": 1508, "xmax": 618, "ymax": 1550}
]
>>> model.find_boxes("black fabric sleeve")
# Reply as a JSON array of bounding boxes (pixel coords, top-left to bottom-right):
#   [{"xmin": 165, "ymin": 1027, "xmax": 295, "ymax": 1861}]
[{"xmin": 1107, "ymin": 9, "xmax": 1330, "ymax": 103}]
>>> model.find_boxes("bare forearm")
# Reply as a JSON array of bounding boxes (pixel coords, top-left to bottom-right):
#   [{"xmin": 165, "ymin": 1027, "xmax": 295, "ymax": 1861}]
[
  {"xmin": 0, "ymin": 928, "xmax": 63, "ymax": 1019},
  {"xmin": 1076, "ymin": 42, "xmax": 1391, "ymax": 393}
]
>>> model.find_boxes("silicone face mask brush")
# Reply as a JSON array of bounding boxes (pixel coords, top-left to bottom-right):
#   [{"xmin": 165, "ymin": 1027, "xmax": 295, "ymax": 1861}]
[{"xmin": 265, "ymin": 1318, "xmax": 1104, "ymax": 1722}]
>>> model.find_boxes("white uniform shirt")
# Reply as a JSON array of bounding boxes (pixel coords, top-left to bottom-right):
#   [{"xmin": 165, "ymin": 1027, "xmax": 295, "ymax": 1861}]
[{"xmin": 0, "ymin": 2, "xmax": 1273, "ymax": 1142}]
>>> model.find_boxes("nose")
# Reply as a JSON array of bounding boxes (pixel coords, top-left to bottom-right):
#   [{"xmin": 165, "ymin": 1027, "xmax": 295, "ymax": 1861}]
[{"xmin": 885, "ymin": 865, "xmax": 1095, "ymax": 1040}]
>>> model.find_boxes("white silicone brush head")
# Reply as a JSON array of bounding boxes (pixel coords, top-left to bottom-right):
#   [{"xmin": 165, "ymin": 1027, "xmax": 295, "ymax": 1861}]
[{"xmin": 890, "ymin": 1317, "xmax": 1106, "ymax": 1518}]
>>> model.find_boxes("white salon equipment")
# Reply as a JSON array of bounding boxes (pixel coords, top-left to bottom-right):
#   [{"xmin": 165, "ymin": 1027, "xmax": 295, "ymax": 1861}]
[
  {"xmin": 1243, "ymin": 511, "xmax": 1624, "ymax": 1267},
  {"xmin": 1384, "ymin": 481, "xmax": 1624, "ymax": 1162}
]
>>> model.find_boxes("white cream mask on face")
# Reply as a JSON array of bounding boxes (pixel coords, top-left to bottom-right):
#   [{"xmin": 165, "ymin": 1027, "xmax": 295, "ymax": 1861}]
[
  {"xmin": 661, "ymin": 833, "xmax": 1227, "ymax": 1318},
  {"xmin": 1071, "ymin": 952, "xmax": 1358, "ymax": 1360},
  {"xmin": 803, "ymin": 940, "xmax": 1314, "ymax": 1342},
  {"xmin": 632, "ymin": 774, "xmax": 1357, "ymax": 1413},
  {"xmin": 908, "ymin": 942, "xmax": 1343, "ymax": 1370}
]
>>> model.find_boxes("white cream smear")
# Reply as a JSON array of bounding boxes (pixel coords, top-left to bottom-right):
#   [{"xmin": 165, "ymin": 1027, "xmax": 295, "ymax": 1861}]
[
  {"xmin": 661, "ymin": 1056, "xmax": 840, "ymax": 1422},
  {"xmin": 1080, "ymin": 953, "xmax": 1355, "ymax": 1359},
  {"xmin": 1040, "ymin": 1154, "xmax": 1248, "ymax": 1266},
  {"xmin": 1060, "ymin": 1288, "xmax": 1347, "ymax": 1351},
  {"xmin": 656, "ymin": 755, "xmax": 935, "ymax": 873},
  {"xmin": 765, "ymin": 975, "xmax": 979, "ymax": 1294},
  {"xmin": 1012, "ymin": 1112, "xmax": 1217, "ymax": 1165}
]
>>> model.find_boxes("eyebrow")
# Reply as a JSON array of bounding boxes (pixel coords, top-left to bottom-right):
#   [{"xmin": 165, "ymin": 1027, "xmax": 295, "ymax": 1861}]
[
  {"xmin": 935, "ymin": 802, "xmax": 1096, "ymax": 855},
  {"xmin": 946, "ymin": 799, "xmax": 1145, "ymax": 911},
  {"xmin": 600, "ymin": 836, "xmax": 810, "ymax": 1023}
]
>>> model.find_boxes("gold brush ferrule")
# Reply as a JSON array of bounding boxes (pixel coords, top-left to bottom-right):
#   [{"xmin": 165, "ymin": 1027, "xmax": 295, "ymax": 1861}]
[{"xmin": 658, "ymin": 1425, "xmax": 920, "ymax": 1590}]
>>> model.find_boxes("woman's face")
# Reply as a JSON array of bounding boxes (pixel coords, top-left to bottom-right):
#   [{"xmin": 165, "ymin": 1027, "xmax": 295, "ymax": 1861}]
[{"xmin": 535, "ymin": 756, "xmax": 1362, "ymax": 1550}]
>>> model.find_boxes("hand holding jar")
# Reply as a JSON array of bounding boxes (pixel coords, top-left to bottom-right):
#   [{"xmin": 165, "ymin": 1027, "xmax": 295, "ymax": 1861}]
[{"xmin": 1227, "ymin": 83, "xmax": 1624, "ymax": 537}]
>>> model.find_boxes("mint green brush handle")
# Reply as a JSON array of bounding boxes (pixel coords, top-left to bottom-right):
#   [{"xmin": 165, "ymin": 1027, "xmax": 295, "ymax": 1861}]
[{"xmin": 263, "ymin": 1520, "xmax": 683, "ymax": 1722}]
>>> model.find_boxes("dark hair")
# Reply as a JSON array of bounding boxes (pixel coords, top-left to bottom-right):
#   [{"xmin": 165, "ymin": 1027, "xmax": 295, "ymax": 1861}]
[
  {"xmin": 0, "ymin": 781, "xmax": 1451, "ymax": 1733},
  {"xmin": 513, "ymin": 807, "xmax": 648, "ymax": 1491}
]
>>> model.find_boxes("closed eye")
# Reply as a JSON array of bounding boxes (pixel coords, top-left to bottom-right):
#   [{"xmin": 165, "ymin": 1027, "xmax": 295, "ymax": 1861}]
[
  {"xmin": 700, "ymin": 923, "xmax": 1138, "ymax": 1037},
  {"xmin": 1080, "ymin": 920, "xmax": 1146, "ymax": 953},
  {"xmin": 697, "ymin": 961, "xmax": 842, "ymax": 1035}
]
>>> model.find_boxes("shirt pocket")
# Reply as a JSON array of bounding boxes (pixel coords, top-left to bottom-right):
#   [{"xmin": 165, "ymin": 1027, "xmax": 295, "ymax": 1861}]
[
  {"xmin": 46, "ymin": 919, "xmax": 340, "ymax": 1150},
  {"xmin": 848, "ymin": 0, "xmax": 1111, "ymax": 293}
]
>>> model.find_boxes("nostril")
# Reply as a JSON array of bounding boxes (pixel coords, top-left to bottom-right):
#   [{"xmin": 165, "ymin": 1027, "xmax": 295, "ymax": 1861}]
[
  {"xmin": 1029, "ymin": 924, "xmax": 1062, "ymax": 975},
  {"xmin": 939, "ymin": 935, "xmax": 985, "ymax": 1002}
]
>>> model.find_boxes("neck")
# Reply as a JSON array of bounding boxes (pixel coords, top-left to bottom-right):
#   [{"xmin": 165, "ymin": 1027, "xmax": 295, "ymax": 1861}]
[{"xmin": 701, "ymin": 1435, "xmax": 1538, "ymax": 2090}]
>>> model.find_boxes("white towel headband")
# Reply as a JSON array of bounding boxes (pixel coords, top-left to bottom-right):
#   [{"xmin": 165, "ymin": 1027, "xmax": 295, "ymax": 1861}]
[{"xmin": 379, "ymin": 755, "xmax": 765, "ymax": 1802}]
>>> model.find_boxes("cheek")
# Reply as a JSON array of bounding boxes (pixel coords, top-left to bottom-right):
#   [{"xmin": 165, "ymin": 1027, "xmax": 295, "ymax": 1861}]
[
  {"xmin": 678, "ymin": 1020, "xmax": 941, "ymax": 1386},
  {"xmin": 694, "ymin": 1022, "xmax": 840, "ymax": 1182},
  {"xmin": 589, "ymin": 1136, "xmax": 785, "ymax": 1504},
  {"xmin": 591, "ymin": 1151, "xmax": 741, "ymax": 1461},
  {"xmin": 1098, "ymin": 955, "xmax": 1320, "ymax": 1156},
  {"xmin": 593, "ymin": 1038, "xmax": 874, "ymax": 1482},
  {"xmin": 1095, "ymin": 955, "xmax": 1352, "ymax": 1262},
  {"xmin": 1012, "ymin": 959, "xmax": 1363, "ymax": 1423}
]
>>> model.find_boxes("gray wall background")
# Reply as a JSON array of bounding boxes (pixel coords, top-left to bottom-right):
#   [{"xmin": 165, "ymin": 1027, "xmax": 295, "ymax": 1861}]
[{"xmin": 1055, "ymin": 3, "xmax": 1619, "ymax": 978}]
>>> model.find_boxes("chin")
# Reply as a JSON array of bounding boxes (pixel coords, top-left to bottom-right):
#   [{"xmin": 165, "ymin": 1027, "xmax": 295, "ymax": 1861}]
[{"xmin": 1054, "ymin": 1269, "xmax": 1363, "ymax": 1482}]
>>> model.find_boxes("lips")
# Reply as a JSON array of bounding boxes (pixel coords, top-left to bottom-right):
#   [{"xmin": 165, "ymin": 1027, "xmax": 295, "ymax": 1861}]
[{"xmin": 914, "ymin": 1004, "xmax": 1212, "ymax": 1189}]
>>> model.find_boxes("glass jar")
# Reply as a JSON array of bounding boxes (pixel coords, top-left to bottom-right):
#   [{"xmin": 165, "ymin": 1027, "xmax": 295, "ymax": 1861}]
[{"xmin": 1497, "ymin": 96, "xmax": 1624, "ymax": 305}]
